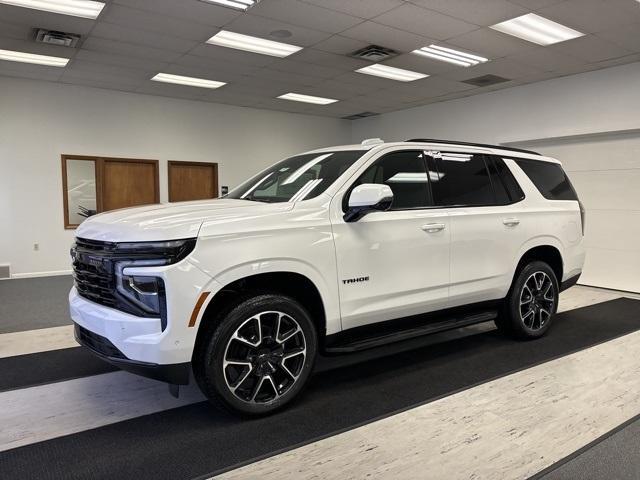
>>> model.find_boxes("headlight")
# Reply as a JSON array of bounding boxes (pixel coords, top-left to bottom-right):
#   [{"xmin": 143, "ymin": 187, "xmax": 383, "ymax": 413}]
[
  {"xmin": 114, "ymin": 238, "xmax": 197, "ymax": 264},
  {"xmin": 118, "ymin": 274, "xmax": 164, "ymax": 316}
]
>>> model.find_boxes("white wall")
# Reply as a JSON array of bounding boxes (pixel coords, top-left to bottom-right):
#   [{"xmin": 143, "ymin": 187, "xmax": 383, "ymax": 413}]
[
  {"xmin": 0, "ymin": 76, "xmax": 350, "ymax": 276},
  {"xmin": 352, "ymin": 61, "xmax": 640, "ymax": 293},
  {"xmin": 352, "ymin": 61, "xmax": 640, "ymax": 145}
]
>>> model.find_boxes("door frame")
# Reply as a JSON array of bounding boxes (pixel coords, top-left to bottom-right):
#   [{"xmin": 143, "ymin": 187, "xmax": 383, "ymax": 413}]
[
  {"xmin": 167, "ymin": 160, "xmax": 219, "ymax": 202},
  {"xmin": 61, "ymin": 154, "xmax": 159, "ymax": 229}
]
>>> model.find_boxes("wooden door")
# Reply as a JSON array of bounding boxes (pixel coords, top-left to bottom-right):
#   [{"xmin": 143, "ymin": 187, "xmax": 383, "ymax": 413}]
[
  {"xmin": 168, "ymin": 161, "xmax": 218, "ymax": 202},
  {"xmin": 102, "ymin": 159, "xmax": 159, "ymax": 211}
]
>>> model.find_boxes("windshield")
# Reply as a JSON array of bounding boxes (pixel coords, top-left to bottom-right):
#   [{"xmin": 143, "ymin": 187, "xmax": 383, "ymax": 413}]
[{"xmin": 227, "ymin": 150, "xmax": 366, "ymax": 203}]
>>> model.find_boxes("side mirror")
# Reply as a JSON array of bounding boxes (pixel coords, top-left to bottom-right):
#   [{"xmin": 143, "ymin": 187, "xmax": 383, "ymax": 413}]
[{"xmin": 344, "ymin": 184, "xmax": 393, "ymax": 222}]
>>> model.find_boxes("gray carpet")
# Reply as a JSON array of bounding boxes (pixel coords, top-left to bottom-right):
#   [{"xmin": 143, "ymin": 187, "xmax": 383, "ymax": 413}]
[
  {"xmin": 0, "ymin": 275, "xmax": 74, "ymax": 333},
  {"xmin": 540, "ymin": 417, "xmax": 640, "ymax": 480}
]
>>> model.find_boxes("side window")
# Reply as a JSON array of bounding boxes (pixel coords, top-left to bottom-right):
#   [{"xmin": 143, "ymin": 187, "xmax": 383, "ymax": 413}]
[
  {"xmin": 429, "ymin": 152, "xmax": 494, "ymax": 206},
  {"xmin": 487, "ymin": 156, "xmax": 525, "ymax": 204},
  {"xmin": 354, "ymin": 150, "xmax": 431, "ymax": 210},
  {"xmin": 514, "ymin": 159, "xmax": 578, "ymax": 200}
]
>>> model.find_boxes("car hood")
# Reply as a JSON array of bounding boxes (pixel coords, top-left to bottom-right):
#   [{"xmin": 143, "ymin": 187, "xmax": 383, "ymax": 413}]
[{"xmin": 75, "ymin": 199, "xmax": 293, "ymax": 242}]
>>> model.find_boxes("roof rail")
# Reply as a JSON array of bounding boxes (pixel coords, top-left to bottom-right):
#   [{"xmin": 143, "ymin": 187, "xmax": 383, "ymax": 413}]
[{"xmin": 405, "ymin": 138, "xmax": 539, "ymax": 156}]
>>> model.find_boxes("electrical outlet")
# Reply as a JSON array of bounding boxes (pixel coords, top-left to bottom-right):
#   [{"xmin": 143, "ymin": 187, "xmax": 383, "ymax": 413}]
[{"xmin": 33, "ymin": 243, "xmax": 39, "ymax": 251}]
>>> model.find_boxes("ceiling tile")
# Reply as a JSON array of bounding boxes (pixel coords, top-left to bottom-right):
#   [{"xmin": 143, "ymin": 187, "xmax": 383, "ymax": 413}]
[
  {"xmin": 112, "ymin": 0, "xmax": 241, "ymax": 27},
  {"xmin": 0, "ymin": 61, "xmax": 64, "ymax": 81},
  {"xmin": 74, "ymin": 49, "xmax": 169, "ymax": 72},
  {"xmin": 81, "ymin": 37, "xmax": 183, "ymax": 62},
  {"xmin": 446, "ymin": 27, "xmax": 536, "ymax": 58},
  {"xmin": 340, "ymin": 21, "xmax": 434, "ymax": 52},
  {"xmin": 408, "ymin": 0, "xmax": 529, "ymax": 26},
  {"xmin": 507, "ymin": 47, "xmax": 585, "ymax": 72},
  {"xmin": 441, "ymin": 57, "xmax": 543, "ymax": 81},
  {"xmin": 596, "ymin": 23, "xmax": 640, "ymax": 52},
  {"xmin": 249, "ymin": 67, "xmax": 326, "ymax": 87},
  {"xmin": 224, "ymin": 13, "xmax": 332, "ymax": 47},
  {"xmin": 506, "ymin": 0, "xmax": 566, "ymax": 10},
  {"xmin": 60, "ymin": 68, "xmax": 145, "ymax": 89},
  {"xmin": 374, "ymin": 4, "xmax": 479, "ymax": 40},
  {"xmin": 537, "ymin": 0, "xmax": 640, "ymax": 34},
  {"xmin": 249, "ymin": 0, "xmax": 364, "ymax": 34},
  {"xmin": 0, "ymin": 4, "xmax": 96, "ymax": 35},
  {"xmin": 551, "ymin": 34, "xmax": 634, "ymax": 63},
  {"xmin": 90, "ymin": 22, "xmax": 199, "ymax": 53},
  {"xmin": 310, "ymin": 35, "xmax": 370, "ymax": 55},
  {"xmin": 187, "ymin": 44, "xmax": 279, "ymax": 68},
  {"xmin": 267, "ymin": 58, "xmax": 349, "ymax": 79},
  {"xmin": 0, "ymin": 21, "xmax": 33, "ymax": 41},
  {"xmin": 171, "ymin": 54, "xmax": 262, "ymax": 76},
  {"xmin": 98, "ymin": 4, "xmax": 214, "ymax": 42},
  {"xmin": 288, "ymin": 48, "xmax": 369, "ymax": 70},
  {"xmin": 135, "ymin": 81, "xmax": 208, "ymax": 100},
  {"xmin": 300, "ymin": 0, "xmax": 405, "ymax": 19}
]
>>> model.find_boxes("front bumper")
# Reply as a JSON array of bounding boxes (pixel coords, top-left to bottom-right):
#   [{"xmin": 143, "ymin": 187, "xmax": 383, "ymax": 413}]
[{"xmin": 74, "ymin": 323, "xmax": 191, "ymax": 384}]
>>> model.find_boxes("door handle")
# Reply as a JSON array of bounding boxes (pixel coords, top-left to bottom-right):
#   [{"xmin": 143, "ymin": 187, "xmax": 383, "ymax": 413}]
[
  {"xmin": 503, "ymin": 218, "xmax": 520, "ymax": 227},
  {"xmin": 421, "ymin": 223, "xmax": 446, "ymax": 233}
]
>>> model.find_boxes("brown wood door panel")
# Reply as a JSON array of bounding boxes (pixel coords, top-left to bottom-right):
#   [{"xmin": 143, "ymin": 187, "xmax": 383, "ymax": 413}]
[
  {"xmin": 168, "ymin": 161, "xmax": 218, "ymax": 202},
  {"xmin": 102, "ymin": 159, "xmax": 159, "ymax": 211}
]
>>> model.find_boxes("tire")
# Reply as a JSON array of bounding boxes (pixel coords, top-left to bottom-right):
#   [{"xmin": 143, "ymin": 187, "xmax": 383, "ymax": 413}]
[
  {"xmin": 194, "ymin": 293, "xmax": 317, "ymax": 416},
  {"xmin": 495, "ymin": 260, "xmax": 559, "ymax": 339}
]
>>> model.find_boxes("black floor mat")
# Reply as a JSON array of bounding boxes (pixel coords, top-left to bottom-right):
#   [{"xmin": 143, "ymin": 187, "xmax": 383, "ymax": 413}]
[
  {"xmin": 1, "ymin": 298, "xmax": 639, "ymax": 480},
  {"xmin": 0, "ymin": 347, "xmax": 117, "ymax": 392}
]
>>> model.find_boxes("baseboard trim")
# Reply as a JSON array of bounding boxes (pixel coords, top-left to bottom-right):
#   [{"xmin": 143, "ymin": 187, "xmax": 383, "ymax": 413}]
[{"xmin": 7, "ymin": 270, "xmax": 72, "ymax": 280}]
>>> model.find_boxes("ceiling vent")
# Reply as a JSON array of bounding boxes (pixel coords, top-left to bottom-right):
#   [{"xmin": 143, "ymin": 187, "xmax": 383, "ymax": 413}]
[
  {"xmin": 342, "ymin": 111, "xmax": 380, "ymax": 120},
  {"xmin": 350, "ymin": 45, "xmax": 398, "ymax": 63},
  {"xmin": 462, "ymin": 74, "xmax": 511, "ymax": 87},
  {"xmin": 34, "ymin": 29, "xmax": 81, "ymax": 48}
]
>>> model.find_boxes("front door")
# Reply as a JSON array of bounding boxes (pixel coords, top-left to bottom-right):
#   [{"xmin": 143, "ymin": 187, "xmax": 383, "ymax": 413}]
[{"xmin": 331, "ymin": 149, "xmax": 451, "ymax": 330}]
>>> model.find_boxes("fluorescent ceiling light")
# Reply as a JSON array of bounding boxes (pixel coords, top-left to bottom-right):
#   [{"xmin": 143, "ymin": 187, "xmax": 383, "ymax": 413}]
[
  {"xmin": 151, "ymin": 73, "xmax": 226, "ymax": 89},
  {"xmin": 491, "ymin": 13, "xmax": 583, "ymax": 45},
  {"xmin": 413, "ymin": 45, "xmax": 488, "ymax": 67},
  {"xmin": 0, "ymin": 48, "xmax": 69, "ymax": 66},
  {"xmin": 199, "ymin": 0, "xmax": 258, "ymax": 10},
  {"xmin": 0, "ymin": 0, "xmax": 105, "ymax": 19},
  {"xmin": 277, "ymin": 92, "xmax": 338, "ymax": 105},
  {"xmin": 207, "ymin": 30, "xmax": 302, "ymax": 58},
  {"xmin": 356, "ymin": 64, "xmax": 428, "ymax": 82}
]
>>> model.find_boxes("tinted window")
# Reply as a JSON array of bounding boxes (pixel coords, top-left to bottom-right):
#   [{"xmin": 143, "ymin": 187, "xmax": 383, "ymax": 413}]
[
  {"xmin": 227, "ymin": 150, "xmax": 366, "ymax": 203},
  {"xmin": 429, "ymin": 152, "xmax": 494, "ymax": 206},
  {"xmin": 354, "ymin": 150, "xmax": 431, "ymax": 210},
  {"xmin": 487, "ymin": 156, "xmax": 525, "ymax": 204},
  {"xmin": 514, "ymin": 159, "xmax": 577, "ymax": 200}
]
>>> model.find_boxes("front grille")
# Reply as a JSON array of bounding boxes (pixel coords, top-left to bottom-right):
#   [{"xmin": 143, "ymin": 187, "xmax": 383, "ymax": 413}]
[
  {"xmin": 73, "ymin": 238, "xmax": 118, "ymax": 309},
  {"xmin": 75, "ymin": 324, "xmax": 126, "ymax": 359}
]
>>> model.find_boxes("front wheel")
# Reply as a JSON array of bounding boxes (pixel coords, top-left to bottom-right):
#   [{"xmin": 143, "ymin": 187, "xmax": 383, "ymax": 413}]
[
  {"xmin": 495, "ymin": 261, "xmax": 559, "ymax": 339},
  {"xmin": 194, "ymin": 294, "xmax": 317, "ymax": 416}
]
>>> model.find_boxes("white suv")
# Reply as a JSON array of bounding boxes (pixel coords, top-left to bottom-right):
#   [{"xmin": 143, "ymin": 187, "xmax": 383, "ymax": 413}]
[{"xmin": 70, "ymin": 139, "xmax": 585, "ymax": 415}]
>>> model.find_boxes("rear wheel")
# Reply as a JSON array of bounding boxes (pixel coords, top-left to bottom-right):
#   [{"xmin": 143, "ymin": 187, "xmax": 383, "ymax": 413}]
[
  {"xmin": 496, "ymin": 260, "xmax": 559, "ymax": 339},
  {"xmin": 194, "ymin": 294, "xmax": 317, "ymax": 416}
]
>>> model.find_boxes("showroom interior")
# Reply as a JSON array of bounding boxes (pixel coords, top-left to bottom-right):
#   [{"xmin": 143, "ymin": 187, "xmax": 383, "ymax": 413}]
[{"xmin": 1, "ymin": 0, "xmax": 640, "ymax": 478}]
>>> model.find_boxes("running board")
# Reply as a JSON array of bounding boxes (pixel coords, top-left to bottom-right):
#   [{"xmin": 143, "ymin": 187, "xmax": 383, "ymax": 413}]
[{"xmin": 324, "ymin": 310, "xmax": 498, "ymax": 354}]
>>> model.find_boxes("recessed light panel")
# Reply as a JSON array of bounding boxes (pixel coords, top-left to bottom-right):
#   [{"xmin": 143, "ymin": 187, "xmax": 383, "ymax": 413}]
[
  {"xmin": 0, "ymin": 48, "xmax": 69, "ymax": 66},
  {"xmin": 0, "ymin": 0, "xmax": 105, "ymax": 19},
  {"xmin": 413, "ymin": 45, "xmax": 488, "ymax": 67},
  {"xmin": 151, "ymin": 73, "xmax": 226, "ymax": 89},
  {"xmin": 491, "ymin": 13, "xmax": 584, "ymax": 45},
  {"xmin": 277, "ymin": 93, "xmax": 338, "ymax": 105},
  {"xmin": 207, "ymin": 30, "xmax": 302, "ymax": 58},
  {"xmin": 356, "ymin": 64, "xmax": 428, "ymax": 82},
  {"xmin": 199, "ymin": 0, "xmax": 258, "ymax": 11}
]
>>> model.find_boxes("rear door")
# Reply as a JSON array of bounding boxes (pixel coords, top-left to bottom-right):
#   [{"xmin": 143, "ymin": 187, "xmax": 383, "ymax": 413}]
[
  {"xmin": 427, "ymin": 151, "xmax": 527, "ymax": 307},
  {"xmin": 331, "ymin": 149, "xmax": 450, "ymax": 330}
]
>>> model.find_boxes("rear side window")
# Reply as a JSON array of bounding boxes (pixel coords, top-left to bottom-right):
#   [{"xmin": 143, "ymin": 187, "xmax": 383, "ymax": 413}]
[
  {"xmin": 428, "ymin": 152, "xmax": 494, "ymax": 206},
  {"xmin": 514, "ymin": 159, "xmax": 578, "ymax": 200},
  {"xmin": 487, "ymin": 156, "xmax": 525, "ymax": 204}
]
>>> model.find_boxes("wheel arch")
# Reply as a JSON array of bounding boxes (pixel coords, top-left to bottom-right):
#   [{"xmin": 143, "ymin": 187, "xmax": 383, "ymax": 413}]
[
  {"xmin": 513, "ymin": 243, "xmax": 564, "ymax": 286},
  {"xmin": 193, "ymin": 270, "xmax": 329, "ymax": 360}
]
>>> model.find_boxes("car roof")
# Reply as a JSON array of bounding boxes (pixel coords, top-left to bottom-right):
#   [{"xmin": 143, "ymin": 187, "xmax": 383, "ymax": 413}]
[{"xmin": 303, "ymin": 141, "xmax": 560, "ymax": 164}]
